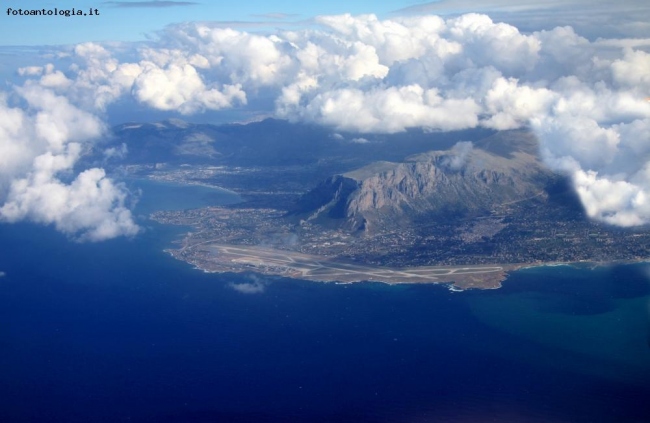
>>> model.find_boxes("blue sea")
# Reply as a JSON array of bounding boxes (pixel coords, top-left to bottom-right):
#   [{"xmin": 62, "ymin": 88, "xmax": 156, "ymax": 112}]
[{"xmin": 1, "ymin": 180, "xmax": 650, "ymax": 423}]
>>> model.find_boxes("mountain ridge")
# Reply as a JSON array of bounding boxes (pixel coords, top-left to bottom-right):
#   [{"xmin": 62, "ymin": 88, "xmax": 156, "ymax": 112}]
[{"xmin": 290, "ymin": 130, "xmax": 558, "ymax": 232}]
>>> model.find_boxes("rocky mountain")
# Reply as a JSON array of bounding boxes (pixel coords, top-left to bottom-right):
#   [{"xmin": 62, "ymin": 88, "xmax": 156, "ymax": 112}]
[{"xmin": 290, "ymin": 130, "xmax": 559, "ymax": 232}]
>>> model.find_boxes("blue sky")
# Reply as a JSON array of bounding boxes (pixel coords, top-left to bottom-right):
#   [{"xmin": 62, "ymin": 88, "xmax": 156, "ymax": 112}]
[
  {"xmin": 3, "ymin": 0, "xmax": 649, "ymax": 46},
  {"xmin": 2, "ymin": 0, "xmax": 416, "ymax": 46}
]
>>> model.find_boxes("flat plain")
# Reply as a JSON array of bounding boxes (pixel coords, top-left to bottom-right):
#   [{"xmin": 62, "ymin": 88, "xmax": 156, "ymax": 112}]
[{"xmin": 176, "ymin": 243, "xmax": 522, "ymax": 289}]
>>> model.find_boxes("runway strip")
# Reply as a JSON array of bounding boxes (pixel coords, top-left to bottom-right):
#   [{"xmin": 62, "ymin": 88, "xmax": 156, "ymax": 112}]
[{"xmin": 207, "ymin": 244, "xmax": 503, "ymax": 283}]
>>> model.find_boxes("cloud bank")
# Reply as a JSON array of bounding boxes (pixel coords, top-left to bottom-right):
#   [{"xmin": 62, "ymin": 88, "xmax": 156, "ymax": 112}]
[
  {"xmin": 0, "ymin": 80, "xmax": 139, "ymax": 241},
  {"xmin": 4, "ymin": 12, "xmax": 650, "ymax": 231}
]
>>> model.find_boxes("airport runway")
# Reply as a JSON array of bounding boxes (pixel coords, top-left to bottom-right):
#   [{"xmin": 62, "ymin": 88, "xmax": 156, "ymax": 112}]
[{"xmin": 205, "ymin": 244, "xmax": 504, "ymax": 283}]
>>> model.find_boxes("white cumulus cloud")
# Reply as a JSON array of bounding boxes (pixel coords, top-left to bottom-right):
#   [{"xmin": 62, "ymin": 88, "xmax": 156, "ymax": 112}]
[
  {"xmin": 228, "ymin": 275, "xmax": 269, "ymax": 294},
  {"xmin": 0, "ymin": 85, "xmax": 139, "ymax": 241}
]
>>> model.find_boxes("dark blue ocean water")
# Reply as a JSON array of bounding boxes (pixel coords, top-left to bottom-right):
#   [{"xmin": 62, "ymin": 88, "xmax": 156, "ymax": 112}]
[{"xmin": 1, "ymin": 181, "xmax": 650, "ymax": 423}]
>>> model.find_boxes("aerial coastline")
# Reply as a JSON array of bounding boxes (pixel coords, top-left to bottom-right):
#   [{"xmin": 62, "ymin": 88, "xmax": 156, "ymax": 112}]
[
  {"xmin": 164, "ymin": 242, "xmax": 526, "ymax": 290},
  {"xmin": 157, "ymin": 233, "xmax": 650, "ymax": 291},
  {"xmin": 129, "ymin": 127, "xmax": 650, "ymax": 292},
  {"xmin": 149, "ymin": 194, "xmax": 650, "ymax": 291},
  {"xmin": 159, "ymin": 239, "xmax": 648, "ymax": 291}
]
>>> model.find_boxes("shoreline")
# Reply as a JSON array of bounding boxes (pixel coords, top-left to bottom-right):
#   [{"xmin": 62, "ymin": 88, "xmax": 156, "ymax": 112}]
[
  {"xmin": 518, "ymin": 258, "xmax": 650, "ymax": 272},
  {"xmin": 126, "ymin": 175, "xmax": 241, "ymax": 196},
  {"xmin": 164, "ymin": 245, "xmax": 525, "ymax": 291},
  {"xmin": 164, "ymin": 246, "xmax": 650, "ymax": 292}
]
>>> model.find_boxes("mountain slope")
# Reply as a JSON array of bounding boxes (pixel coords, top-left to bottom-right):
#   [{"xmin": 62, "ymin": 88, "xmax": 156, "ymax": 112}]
[{"xmin": 291, "ymin": 130, "xmax": 558, "ymax": 231}]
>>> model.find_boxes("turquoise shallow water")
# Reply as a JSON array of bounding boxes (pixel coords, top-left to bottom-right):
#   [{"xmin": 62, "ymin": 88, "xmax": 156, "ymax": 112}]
[
  {"xmin": 468, "ymin": 264, "xmax": 650, "ymax": 385},
  {"xmin": 0, "ymin": 181, "xmax": 649, "ymax": 422}
]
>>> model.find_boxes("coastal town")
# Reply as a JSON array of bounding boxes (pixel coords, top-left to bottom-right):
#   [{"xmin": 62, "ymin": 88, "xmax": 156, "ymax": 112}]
[{"xmin": 150, "ymin": 191, "xmax": 650, "ymax": 289}]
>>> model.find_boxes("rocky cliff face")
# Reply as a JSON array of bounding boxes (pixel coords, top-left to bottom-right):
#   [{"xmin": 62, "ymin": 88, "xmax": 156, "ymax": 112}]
[{"xmin": 291, "ymin": 131, "xmax": 557, "ymax": 231}]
